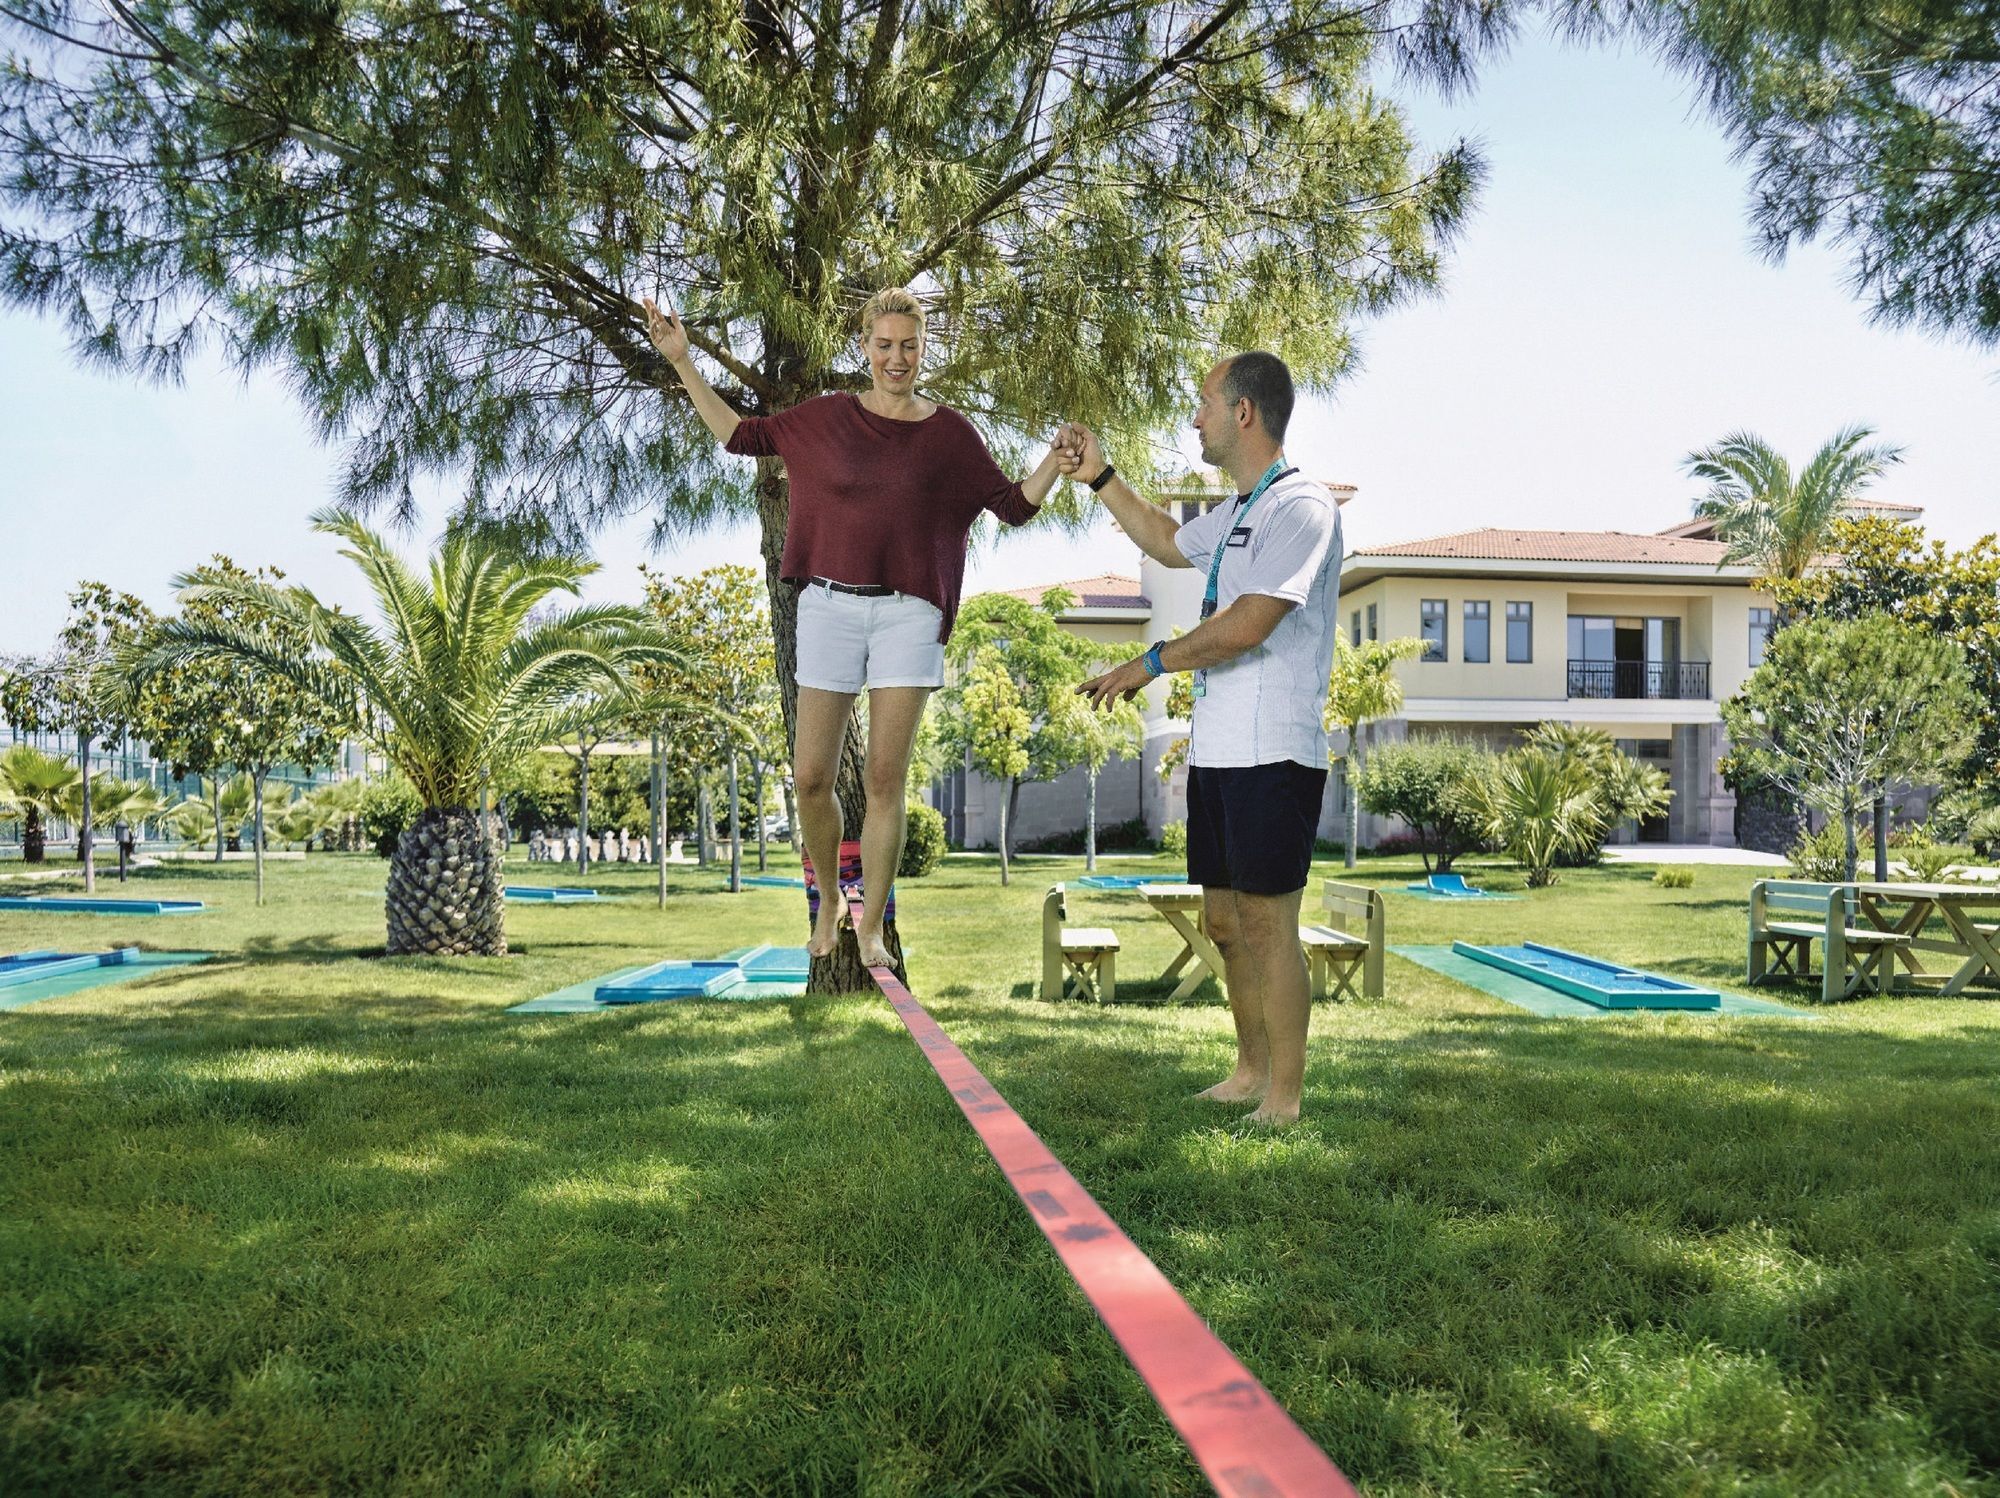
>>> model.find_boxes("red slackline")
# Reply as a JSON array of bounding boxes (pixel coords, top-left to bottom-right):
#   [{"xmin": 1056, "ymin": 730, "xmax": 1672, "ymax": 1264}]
[{"xmin": 806, "ymin": 840, "xmax": 1353, "ymax": 1498}]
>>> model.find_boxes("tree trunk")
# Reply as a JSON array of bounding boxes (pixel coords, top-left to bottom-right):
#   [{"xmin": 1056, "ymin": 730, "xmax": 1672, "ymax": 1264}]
[
  {"xmin": 696, "ymin": 783, "xmax": 711, "ymax": 866},
  {"xmin": 1842, "ymin": 798, "xmax": 1860, "ymax": 883},
  {"xmin": 1344, "ymin": 746, "xmax": 1361, "ymax": 869},
  {"xmin": 252, "ymin": 769, "xmax": 266, "ymax": 907},
  {"xmin": 23, "ymin": 807, "xmax": 44, "ymax": 864},
  {"xmin": 1873, "ymin": 793, "xmax": 1889, "ymax": 882},
  {"xmin": 79, "ymin": 731, "xmax": 95, "ymax": 894},
  {"xmin": 652, "ymin": 729, "xmax": 666, "ymax": 910},
  {"xmin": 1086, "ymin": 768, "xmax": 1098, "ymax": 873},
  {"xmin": 727, "ymin": 748, "xmax": 742, "ymax": 892},
  {"xmin": 998, "ymin": 778, "xmax": 1013, "ymax": 886},
  {"xmin": 782, "ymin": 774, "xmax": 800, "ymax": 854},
  {"xmin": 754, "ymin": 756, "xmax": 768, "ymax": 872},
  {"xmin": 754, "ymin": 451, "xmax": 901, "ymax": 991},
  {"xmin": 385, "ymin": 807, "xmax": 507, "ymax": 956},
  {"xmin": 577, "ymin": 733, "xmax": 591, "ymax": 874},
  {"xmin": 213, "ymin": 776, "xmax": 225, "ymax": 862}
]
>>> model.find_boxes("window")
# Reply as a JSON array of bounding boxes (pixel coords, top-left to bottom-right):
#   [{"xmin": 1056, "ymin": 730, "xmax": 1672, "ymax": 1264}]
[
  {"xmin": 1749, "ymin": 607, "xmax": 1774, "ymax": 668},
  {"xmin": 1350, "ymin": 610, "xmax": 1361, "ymax": 648},
  {"xmin": 1463, "ymin": 600, "xmax": 1490, "ymax": 663},
  {"xmin": 1506, "ymin": 602, "xmax": 1532, "ymax": 662},
  {"xmin": 1420, "ymin": 599, "xmax": 1447, "ymax": 661},
  {"xmin": 1366, "ymin": 603, "xmax": 1378, "ymax": 642}
]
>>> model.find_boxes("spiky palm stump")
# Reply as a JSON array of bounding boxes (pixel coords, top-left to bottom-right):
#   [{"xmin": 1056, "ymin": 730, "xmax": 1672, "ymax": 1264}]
[{"xmin": 386, "ymin": 807, "xmax": 507, "ymax": 956}]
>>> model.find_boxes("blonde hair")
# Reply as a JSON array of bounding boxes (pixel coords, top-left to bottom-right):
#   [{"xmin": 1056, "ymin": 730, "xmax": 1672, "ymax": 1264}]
[{"xmin": 859, "ymin": 286, "xmax": 926, "ymax": 338}]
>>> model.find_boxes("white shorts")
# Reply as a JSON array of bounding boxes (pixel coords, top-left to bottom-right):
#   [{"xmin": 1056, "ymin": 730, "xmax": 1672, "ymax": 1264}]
[{"xmin": 796, "ymin": 581, "xmax": 946, "ymax": 693}]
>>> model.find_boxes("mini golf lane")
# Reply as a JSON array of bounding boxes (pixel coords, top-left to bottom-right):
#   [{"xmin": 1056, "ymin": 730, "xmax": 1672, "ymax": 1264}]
[
  {"xmin": 0, "ymin": 895, "xmax": 205, "ymax": 915},
  {"xmin": 1393, "ymin": 945, "xmax": 1816, "ymax": 1018},
  {"xmin": 0, "ymin": 949, "xmax": 212, "ymax": 1010},
  {"xmin": 1455, "ymin": 940, "xmax": 1721, "ymax": 1010}
]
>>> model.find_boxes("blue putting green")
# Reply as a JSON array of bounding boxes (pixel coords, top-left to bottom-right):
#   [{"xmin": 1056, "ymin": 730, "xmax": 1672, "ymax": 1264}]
[
  {"xmin": 733, "ymin": 875, "xmax": 808, "ymax": 889},
  {"xmin": 1074, "ymin": 874, "xmax": 1160, "ymax": 890},
  {"xmin": 1393, "ymin": 945, "xmax": 1815, "ymax": 1018},
  {"xmin": 0, "ymin": 949, "xmax": 212, "ymax": 1010},
  {"xmin": 1455, "ymin": 940, "xmax": 1720, "ymax": 1009},
  {"xmin": 0, "ymin": 895, "xmax": 205, "ymax": 915},
  {"xmin": 510, "ymin": 944, "xmax": 813, "ymax": 1013},
  {"xmin": 503, "ymin": 885, "xmax": 602, "ymax": 902}
]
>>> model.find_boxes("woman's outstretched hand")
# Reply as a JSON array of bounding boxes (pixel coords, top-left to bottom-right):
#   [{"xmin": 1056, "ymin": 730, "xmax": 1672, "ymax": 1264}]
[{"xmin": 642, "ymin": 296, "xmax": 689, "ymax": 365}]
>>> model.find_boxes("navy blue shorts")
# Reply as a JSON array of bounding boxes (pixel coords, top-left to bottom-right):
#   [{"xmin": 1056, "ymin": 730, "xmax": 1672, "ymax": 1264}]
[{"xmin": 1185, "ymin": 761, "xmax": 1328, "ymax": 895}]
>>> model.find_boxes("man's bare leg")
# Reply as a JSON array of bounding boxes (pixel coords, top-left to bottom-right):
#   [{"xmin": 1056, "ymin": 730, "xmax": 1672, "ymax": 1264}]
[
  {"xmin": 1234, "ymin": 887, "xmax": 1310, "ymax": 1126},
  {"xmin": 794, "ymin": 686, "xmax": 857, "ymax": 958},
  {"xmin": 853, "ymin": 685, "xmax": 932, "ymax": 968},
  {"xmin": 1193, "ymin": 888, "xmax": 1270, "ymax": 1102}
]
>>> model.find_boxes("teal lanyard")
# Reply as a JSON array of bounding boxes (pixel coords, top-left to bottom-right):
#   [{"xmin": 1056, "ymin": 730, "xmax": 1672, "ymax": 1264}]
[{"xmin": 1194, "ymin": 460, "xmax": 1293, "ymax": 698}]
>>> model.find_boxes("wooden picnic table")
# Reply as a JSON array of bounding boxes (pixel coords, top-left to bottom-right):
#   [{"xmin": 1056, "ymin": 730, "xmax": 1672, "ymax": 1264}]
[
  {"xmin": 1136, "ymin": 883, "xmax": 1226, "ymax": 1001},
  {"xmin": 1849, "ymin": 882, "xmax": 2000, "ymax": 995}
]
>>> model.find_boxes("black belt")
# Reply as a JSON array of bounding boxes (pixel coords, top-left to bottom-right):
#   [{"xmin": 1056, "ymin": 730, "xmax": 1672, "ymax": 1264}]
[{"xmin": 810, "ymin": 576, "xmax": 895, "ymax": 597}]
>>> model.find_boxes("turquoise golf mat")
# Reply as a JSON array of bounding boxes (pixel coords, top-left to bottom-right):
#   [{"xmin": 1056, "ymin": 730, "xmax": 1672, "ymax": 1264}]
[
  {"xmin": 0, "ymin": 949, "xmax": 212, "ymax": 1010},
  {"xmin": 510, "ymin": 943, "xmax": 812, "ymax": 1012},
  {"xmin": 1393, "ymin": 945, "xmax": 1817, "ymax": 1019},
  {"xmin": 731, "ymin": 875, "xmax": 808, "ymax": 889},
  {"xmin": 0, "ymin": 895, "xmax": 205, "ymax": 915},
  {"xmin": 504, "ymin": 885, "xmax": 603, "ymax": 902},
  {"xmin": 1073, "ymin": 874, "xmax": 1160, "ymax": 890}
]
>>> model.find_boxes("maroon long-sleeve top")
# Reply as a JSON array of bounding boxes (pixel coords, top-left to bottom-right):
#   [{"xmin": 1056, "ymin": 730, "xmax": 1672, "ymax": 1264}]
[{"xmin": 725, "ymin": 392, "xmax": 1039, "ymax": 641}]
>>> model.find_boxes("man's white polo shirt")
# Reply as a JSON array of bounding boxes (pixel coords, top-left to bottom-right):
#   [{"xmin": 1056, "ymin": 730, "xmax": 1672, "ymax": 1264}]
[{"xmin": 1173, "ymin": 471, "xmax": 1344, "ymax": 769}]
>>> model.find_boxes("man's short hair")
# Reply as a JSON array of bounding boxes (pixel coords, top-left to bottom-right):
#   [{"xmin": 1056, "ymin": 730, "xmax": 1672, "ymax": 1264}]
[{"xmin": 1221, "ymin": 351, "xmax": 1294, "ymax": 442}]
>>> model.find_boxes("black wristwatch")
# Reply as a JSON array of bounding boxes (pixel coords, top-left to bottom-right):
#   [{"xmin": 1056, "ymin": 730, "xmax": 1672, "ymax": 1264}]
[{"xmin": 1087, "ymin": 463, "xmax": 1117, "ymax": 492}]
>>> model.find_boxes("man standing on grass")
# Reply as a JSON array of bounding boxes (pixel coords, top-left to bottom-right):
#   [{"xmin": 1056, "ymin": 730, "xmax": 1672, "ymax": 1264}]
[{"xmin": 1070, "ymin": 353, "xmax": 1344, "ymax": 1126}]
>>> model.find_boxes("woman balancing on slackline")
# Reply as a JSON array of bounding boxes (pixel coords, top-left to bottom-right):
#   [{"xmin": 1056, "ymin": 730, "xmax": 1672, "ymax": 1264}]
[{"xmin": 644, "ymin": 287, "xmax": 1074, "ymax": 969}]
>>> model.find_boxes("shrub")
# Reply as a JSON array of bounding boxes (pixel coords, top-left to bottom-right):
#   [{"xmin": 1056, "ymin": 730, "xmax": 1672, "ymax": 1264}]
[
  {"xmin": 1159, "ymin": 820, "xmax": 1187, "ymax": 856},
  {"xmin": 1015, "ymin": 818, "xmax": 1151, "ymax": 855},
  {"xmin": 1355, "ymin": 736, "xmax": 1495, "ymax": 872},
  {"xmin": 1969, "ymin": 806, "xmax": 2000, "ymax": 861},
  {"xmin": 1786, "ymin": 822, "xmax": 1848, "ymax": 882},
  {"xmin": 358, "ymin": 773, "xmax": 423, "ymax": 858},
  {"xmin": 1652, "ymin": 866, "xmax": 1695, "ymax": 889},
  {"xmin": 1901, "ymin": 842, "xmax": 1976, "ymax": 884},
  {"xmin": 1368, "ymin": 832, "xmax": 1426, "ymax": 857},
  {"xmin": 900, "ymin": 801, "xmax": 946, "ymax": 878},
  {"xmin": 1468, "ymin": 747, "xmax": 1603, "ymax": 887}
]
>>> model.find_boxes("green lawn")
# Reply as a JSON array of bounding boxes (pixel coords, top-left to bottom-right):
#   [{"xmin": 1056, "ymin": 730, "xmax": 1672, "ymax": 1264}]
[{"xmin": 1, "ymin": 851, "xmax": 1995, "ymax": 1495}]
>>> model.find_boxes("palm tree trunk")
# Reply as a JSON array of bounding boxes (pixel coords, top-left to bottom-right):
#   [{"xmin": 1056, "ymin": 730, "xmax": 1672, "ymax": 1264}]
[
  {"xmin": 385, "ymin": 806, "xmax": 506, "ymax": 956},
  {"xmin": 23, "ymin": 807, "xmax": 44, "ymax": 864},
  {"xmin": 727, "ymin": 748, "xmax": 742, "ymax": 893},
  {"xmin": 79, "ymin": 731, "xmax": 95, "ymax": 894}
]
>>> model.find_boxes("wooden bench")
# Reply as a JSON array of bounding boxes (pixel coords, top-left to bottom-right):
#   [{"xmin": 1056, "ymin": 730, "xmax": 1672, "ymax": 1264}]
[
  {"xmin": 1299, "ymin": 879, "xmax": 1384, "ymax": 1001},
  {"xmin": 1748, "ymin": 879, "xmax": 1912, "ymax": 1002},
  {"xmin": 1041, "ymin": 883, "xmax": 1120, "ymax": 1003}
]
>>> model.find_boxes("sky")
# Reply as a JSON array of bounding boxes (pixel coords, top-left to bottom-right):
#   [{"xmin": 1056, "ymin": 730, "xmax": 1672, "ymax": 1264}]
[{"xmin": 1, "ymin": 22, "xmax": 1995, "ymax": 654}]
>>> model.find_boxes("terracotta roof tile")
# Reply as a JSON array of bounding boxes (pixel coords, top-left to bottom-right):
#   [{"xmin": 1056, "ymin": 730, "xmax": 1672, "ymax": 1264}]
[
  {"xmin": 1002, "ymin": 573, "xmax": 1150, "ymax": 610},
  {"xmin": 1353, "ymin": 528, "xmax": 1733, "ymax": 564}
]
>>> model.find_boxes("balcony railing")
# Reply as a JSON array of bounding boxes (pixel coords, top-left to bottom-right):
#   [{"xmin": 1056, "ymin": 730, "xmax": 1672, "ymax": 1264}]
[{"xmin": 1566, "ymin": 659, "xmax": 1710, "ymax": 700}]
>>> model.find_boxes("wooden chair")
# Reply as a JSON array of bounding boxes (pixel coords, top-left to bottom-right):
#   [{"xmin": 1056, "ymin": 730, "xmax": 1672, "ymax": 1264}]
[
  {"xmin": 1041, "ymin": 883, "xmax": 1120, "ymax": 1003},
  {"xmin": 1298, "ymin": 879, "xmax": 1385, "ymax": 1001},
  {"xmin": 1748, "ymin": 879, "xmax": 1911, "ymax": 1001}
]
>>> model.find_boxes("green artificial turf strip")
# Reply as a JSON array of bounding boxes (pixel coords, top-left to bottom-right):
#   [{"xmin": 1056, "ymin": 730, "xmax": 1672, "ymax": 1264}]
[
  {"xmin": 0, "ymin": 852, "xmax": 1995, "ymax": 1495},
  {"xmin": 1394, "ymin": 945, "xmax": 1819, "ymax": 1019},
  {"xmin": 0, "ymin": 950, "xmax": 212, "ymax": 1011}
]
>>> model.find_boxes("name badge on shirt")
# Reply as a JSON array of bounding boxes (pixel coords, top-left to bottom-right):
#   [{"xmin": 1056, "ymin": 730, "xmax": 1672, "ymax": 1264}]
[{"xmin": 1225, "ymin": 526, "xmax": 1252, "ymax": 548}]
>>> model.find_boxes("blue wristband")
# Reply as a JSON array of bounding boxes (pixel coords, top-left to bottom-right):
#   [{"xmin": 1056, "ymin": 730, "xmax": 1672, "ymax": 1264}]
[{"xmin": 1143, "ymin": 645, "xmax": 1165, "ymax": 677}]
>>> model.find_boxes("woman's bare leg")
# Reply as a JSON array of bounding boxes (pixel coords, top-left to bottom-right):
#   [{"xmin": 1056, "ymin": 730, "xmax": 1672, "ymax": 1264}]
[
  {"xmin": 854, "ymin": 686, "xmax": 932, "ymax": 968},
  {"xmin": 793, "ymin": 686, "xmax": 858, "ymax": 958}
]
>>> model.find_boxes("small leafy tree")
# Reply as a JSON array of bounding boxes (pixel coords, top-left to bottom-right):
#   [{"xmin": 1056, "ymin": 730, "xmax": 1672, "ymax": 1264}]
[
  {"xmin": 958, "ymin": 649, "xmax": 1031, "ymax": 886},
  {"xmin": 1355, "ymin": 736, "xmax": 1495, "ymax": 873},
  {"xmin": 1326, "ymin": 636, "xmax": 1426, "ymax": 867},
  {"xmin": 1069, "ymin": 683, "xmax": 1144, "ymax": 874},
  {"xmin": 1722, "ymin": 614, "xmax": 1978, "ymax": 881},
  {"xmin": 0, "ymin": 583, "xmax": 153, "ymax": 890},
  {"xmin": 1524, "ymin": 723, "xmax": 1673, "ymax": 864}
]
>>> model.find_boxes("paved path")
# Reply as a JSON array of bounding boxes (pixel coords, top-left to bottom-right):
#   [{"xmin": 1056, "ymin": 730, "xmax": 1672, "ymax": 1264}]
[{"xmin": 1603, "ymin": 844, "xmax": 1788, "ymax": 867}]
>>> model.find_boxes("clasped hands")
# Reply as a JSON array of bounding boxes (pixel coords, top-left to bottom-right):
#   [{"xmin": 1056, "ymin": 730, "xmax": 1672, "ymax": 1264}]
[{"xmin": 1049, "ymin": 422, "xmax": 1163, "ymax": 710}]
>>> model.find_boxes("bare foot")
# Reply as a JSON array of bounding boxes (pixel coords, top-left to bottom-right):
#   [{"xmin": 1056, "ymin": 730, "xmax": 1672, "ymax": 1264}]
[
  {"xmin": 807, "ymin": 904, "xmax": 844, "ymax": 959},
  {"xmin": 855, "ymin": 927, "xmax": 894, "ymax": 969},
  {"xmin": 1195, "ymin": 1073, "xmax": 1267, "ymax": 1104},
  {"xmin": 1240, "ymin": 1100, "xmax": 1300, "ymax": 1129}
]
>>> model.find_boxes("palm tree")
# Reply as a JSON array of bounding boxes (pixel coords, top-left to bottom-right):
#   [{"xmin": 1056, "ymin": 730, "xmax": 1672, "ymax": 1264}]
[
  {"xmin": 134, "ymin": 511, "xmax": 681, "ymax": 955},
  {"xmin": 1685, "ymin": 426, "xmax": 1905, "ymax": 581},
  {"xmin": 1472, "ymin": 749, "xmax": 1604, "ymax": 888},
  {"xmin": 0, "ymin": 743, "xmax": 81, "ymax": 864},
  {"xmin": 1325, "ymin": 636, "xmax": 1426, "ymax": 867}
]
